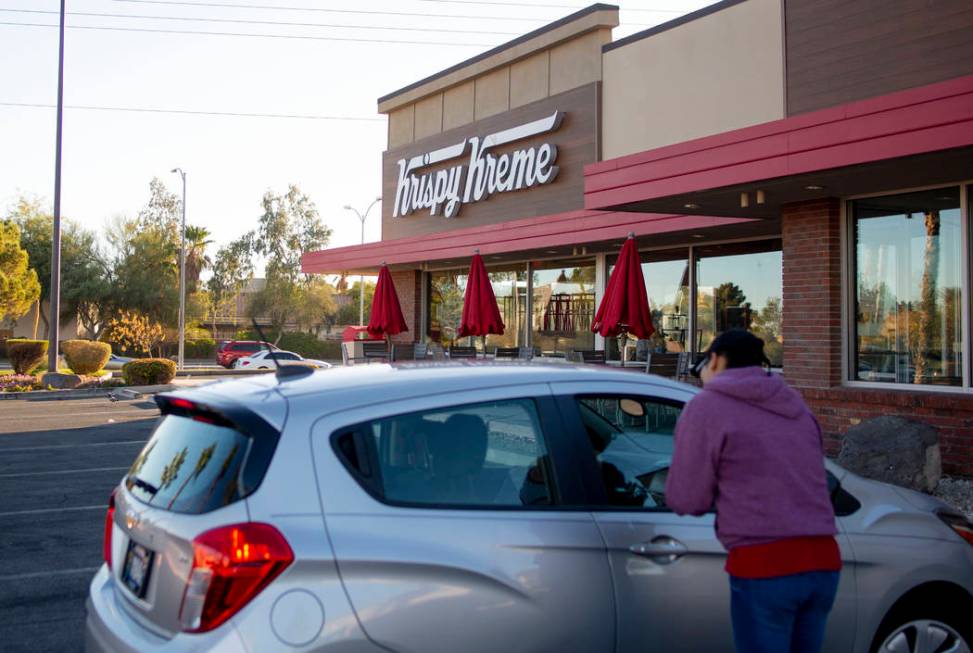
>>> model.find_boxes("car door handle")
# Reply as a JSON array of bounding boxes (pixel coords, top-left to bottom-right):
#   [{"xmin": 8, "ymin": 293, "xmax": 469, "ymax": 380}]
[{"xmin": 629, "ymin": 536, "xmax": 688, "ymax": 563}]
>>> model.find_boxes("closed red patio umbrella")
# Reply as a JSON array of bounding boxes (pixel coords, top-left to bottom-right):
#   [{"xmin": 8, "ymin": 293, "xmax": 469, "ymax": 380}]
[
  {"xmin": 458, "ymin": 251, "xmax": 505, "ymax": 341},
  {"xmin": 592, "ymin": 233, "xmax": 655, "ymax": 340},
  {"xmin": 368, "ymin": 264, "xmax": 409, "ymax": 341}
]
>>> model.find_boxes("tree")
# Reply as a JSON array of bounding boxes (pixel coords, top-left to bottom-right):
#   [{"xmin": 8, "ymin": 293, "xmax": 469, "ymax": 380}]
[
  {"xmin": 102, "ymin": 311, "xmax": 166, "ymax": 356},
  {"xmin": 0, "ymin": 220, "xmax": 41, "ymax": 322},
  {"xmin": 109, "ymin": 217, "xmax": 180, "ymax": 327},
  {"xmin": 247, "ymin": 185, "xmax": 334, "ymax": 339},
  {"xmin": 914, "ymin": 210, "xmax": 940, "ymax": 383},
  {"xmin": 206, "ymin": 235, "xmax": 255, "ymax": 333},
  {"xmin": 7, "ymin": 197, "xmax": 112, "ymax": 338},
  {"xmin": 296, "ymin": 280, "xmax": 337, "ymax": 333},
  {"xmin": 184, "ymin": 225, "xmax": 213, "ymax": 294}
]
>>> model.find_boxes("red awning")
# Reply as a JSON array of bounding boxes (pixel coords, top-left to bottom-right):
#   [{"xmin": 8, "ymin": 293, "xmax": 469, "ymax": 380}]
[
  {"xmin": 584, "ymin": 74, "xmax": 973, "ymax": 217},
  {"xmin": 458, "ymin": 253, "xmax": 505, "ymax": 338},
  {"xmin": 591, "ymin": 234, "xmax": 654, "ymax": 340},
  {"xmin": 367, "ymin": 265, "xmax": 409, "ymax": 339}
]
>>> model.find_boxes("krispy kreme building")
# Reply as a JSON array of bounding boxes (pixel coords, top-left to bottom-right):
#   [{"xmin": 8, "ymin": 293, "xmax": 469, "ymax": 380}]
[{"xmin": 303, "ymin": 1, "xmax": 973, "ymax": 475}]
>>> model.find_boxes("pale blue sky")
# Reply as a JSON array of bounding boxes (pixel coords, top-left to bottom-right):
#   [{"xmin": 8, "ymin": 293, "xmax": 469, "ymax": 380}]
[{"xmin": 0, "ymin": 0, "xmax": 715, "ymax": 270}]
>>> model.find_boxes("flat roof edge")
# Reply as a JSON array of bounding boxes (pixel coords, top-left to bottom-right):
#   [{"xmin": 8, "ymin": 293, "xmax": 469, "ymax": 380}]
[
  {"xmin": 378, "ymin": 3, "xmax": 618, "ymax": 112},
  {"xmin": 602, "ymin": 0, "xmax": 747, "ymax": 53}
]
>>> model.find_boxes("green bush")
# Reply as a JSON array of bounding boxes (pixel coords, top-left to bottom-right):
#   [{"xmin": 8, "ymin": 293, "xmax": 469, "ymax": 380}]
[
  {"xmin": 62, "ymin": 339, "xmax": 112, "ymax": 375},
  {"xmin": 185, "ymin": 338, "xmax": 216, "ymax": 359},
  {"xmin": 122, "ymin": 358, "xmax": 177, "ymax": 386},
  {"xmin": 7, "ymin": 339, "xmax": 48, "ymax": 374}
]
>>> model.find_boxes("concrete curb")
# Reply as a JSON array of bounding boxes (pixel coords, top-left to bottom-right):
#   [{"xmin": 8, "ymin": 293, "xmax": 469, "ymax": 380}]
[{"xmin": 0, "ymin": 383, "xmax": 177, "ymax": 402}]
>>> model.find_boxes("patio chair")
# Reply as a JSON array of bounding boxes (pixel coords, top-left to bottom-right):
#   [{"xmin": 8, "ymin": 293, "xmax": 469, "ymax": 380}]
[
  {"xmin": 519, "ymin": 347, "xmax": 536, "ymax": 360},
  {"xmin": 391, "ymin": 343, "xmax": 416, "ymax": 361},
  {"xmin": 644, "ymin": 352, "xmax": 687, "ymax": 378},
  {"xmin": 494, "ymin": 347, "xmax": 521, "ymax": 359},
  {"xmin": 362, "ymin": 341, "xmax": 390, "ymax": 363},
  {"xmin": 448, "ymin": 346, "xmax": 478, "ymax": 359},
  {"xmin": 575, "ymin": 349, "xmax": 607, "ymax": 364},
  {"xmin": 414, "ymin": 342, "xmax": 428, "ymax": 359}
]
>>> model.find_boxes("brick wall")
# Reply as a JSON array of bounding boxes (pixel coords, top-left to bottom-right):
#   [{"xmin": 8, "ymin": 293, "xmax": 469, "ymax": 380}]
[
  {"xmin": 781, "ymin": 198, "xmax": 973, "ymax": 477},
  {"xmin": 781, "ymin": 198, "xmax": 842, "ymax": 388},
  {"xmin": 389, "ymin": 269, "xmax": 422, "ymax": 344}
]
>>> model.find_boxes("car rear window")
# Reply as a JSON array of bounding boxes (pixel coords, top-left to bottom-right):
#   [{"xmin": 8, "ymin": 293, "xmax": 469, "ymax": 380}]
[{"xmin": 125, "ymin": 416, "xmax": 251, "ymax": 514}]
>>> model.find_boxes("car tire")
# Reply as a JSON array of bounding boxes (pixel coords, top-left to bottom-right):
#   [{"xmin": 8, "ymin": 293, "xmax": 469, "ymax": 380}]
[{"xmin": 870, "ymin": 605, "xmax": 973, "ymax": 653}]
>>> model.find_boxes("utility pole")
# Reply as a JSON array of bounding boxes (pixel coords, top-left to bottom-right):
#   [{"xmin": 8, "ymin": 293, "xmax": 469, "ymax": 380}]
[
  {"xmin": 171, "ymin": 168, "xmax": 187, "ymax": 370},
  {"xmin": 47, "ymin": 0, "xmax": 66, "ymax": 374},
  {"xmin": 343, "ymin": 197, "xmax": 382, "ymax": 325}
]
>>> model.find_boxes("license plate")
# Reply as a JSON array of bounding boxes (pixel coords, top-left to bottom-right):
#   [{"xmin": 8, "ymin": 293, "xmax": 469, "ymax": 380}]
[{"xmin": 121, "ymin": 540, "xmax": 155, "ymax": 599}]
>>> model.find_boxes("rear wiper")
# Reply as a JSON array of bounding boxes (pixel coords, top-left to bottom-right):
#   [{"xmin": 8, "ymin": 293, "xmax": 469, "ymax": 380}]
[{"xmin": 129, "ymin": 476, "xmax": 159, "ymax": 496}]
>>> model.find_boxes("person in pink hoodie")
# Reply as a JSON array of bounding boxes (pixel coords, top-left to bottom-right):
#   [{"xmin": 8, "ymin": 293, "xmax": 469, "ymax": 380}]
[{"xmin": 665, "ymin": 329, "xmax": 841, "ymax": 653}]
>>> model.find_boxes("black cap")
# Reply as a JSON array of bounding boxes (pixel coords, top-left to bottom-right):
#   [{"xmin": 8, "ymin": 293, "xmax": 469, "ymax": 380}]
[{"xmin": 692, "ymin": 329, "xmax": 771, "ymax": 377}]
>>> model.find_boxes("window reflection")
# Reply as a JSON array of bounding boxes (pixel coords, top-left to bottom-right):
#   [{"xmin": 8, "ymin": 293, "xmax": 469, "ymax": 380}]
[
  {"xmin": 853, "ymin": 188, "xmax": 962, "ymax": 386},
  {"xmin": 532, "ymin": 259, "xmax": 596, "ymax": 354},
  {"xmin": 428, "ymin": 266, "xmax": 527, "ymax": 349},
  {"xmin": 696, "ymin": 240, "xmax": 783, "ymax": 366},
  {"xmin": 607, "ymin": 249, "xmax": 689, "ymax": 359}
]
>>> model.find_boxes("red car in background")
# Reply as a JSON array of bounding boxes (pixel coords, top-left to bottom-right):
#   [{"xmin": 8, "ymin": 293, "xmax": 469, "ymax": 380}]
[{"xmin": 215, "ymin": 340, "xmax": 277, "ymax": 368}]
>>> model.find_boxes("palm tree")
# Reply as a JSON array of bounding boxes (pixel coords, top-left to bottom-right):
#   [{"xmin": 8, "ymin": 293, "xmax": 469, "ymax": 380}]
[{"xmin": 184, "ymin": 225, "xmax": 213, "ymax": 293}]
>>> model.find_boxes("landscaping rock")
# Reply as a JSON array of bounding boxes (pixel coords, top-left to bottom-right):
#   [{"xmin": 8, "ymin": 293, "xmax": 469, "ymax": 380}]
[
  {"xmin": 40, "ymin": 372, "xmax": 83, "ymax": 390},
  {"xmin": 837, "ymin": 416, "xmax": 941, "ymax": 493}
]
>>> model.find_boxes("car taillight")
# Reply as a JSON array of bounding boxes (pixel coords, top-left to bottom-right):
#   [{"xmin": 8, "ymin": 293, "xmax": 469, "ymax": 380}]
[
  {"xmin": 179, "ymin": 523, "xmax": 293, "ymax": 633},
  {"xmin": 103, "ymin": 489, "xmax": 117, "ymax": 569},
  {"xmin": 938, "ymin": 511, "xmax": 973, "ymax": 546}
]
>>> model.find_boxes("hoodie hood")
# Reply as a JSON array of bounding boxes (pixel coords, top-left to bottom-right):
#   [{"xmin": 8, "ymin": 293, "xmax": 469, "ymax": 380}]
[{"xmin": 703, "ymin": 366, "xmax": 806, "ymax": 419}]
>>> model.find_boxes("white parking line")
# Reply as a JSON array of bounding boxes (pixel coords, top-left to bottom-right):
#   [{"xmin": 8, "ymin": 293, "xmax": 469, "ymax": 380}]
[
  {"xmin": 0, "ymin": 505, "xmax": 105, "ymax": 518},
  {"xmin": 0, "ymin": 440, "xmax": 147, "ymax": 453},
  {"xmin": 7, "ymin": 410, "xmax": 157, "ymax": 420},
  {"xmin": 0, "ymin": 466, "xmax": 129, "ymax": 479},
  {"xmin": 0, "ymin": 567, "xmax": 100, "ymax": 582}
]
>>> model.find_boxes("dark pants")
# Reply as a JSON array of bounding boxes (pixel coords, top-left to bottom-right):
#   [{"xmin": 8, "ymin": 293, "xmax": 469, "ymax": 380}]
[{"xmin": 729, "ymin": 571, "xmax": 840, "ymax": 653}]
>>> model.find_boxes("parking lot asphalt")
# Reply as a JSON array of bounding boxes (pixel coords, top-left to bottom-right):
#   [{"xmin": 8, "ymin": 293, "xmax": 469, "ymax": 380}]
[{"xmin": 0, "ymin": 397, "xmax": 161, "ymax": 653}]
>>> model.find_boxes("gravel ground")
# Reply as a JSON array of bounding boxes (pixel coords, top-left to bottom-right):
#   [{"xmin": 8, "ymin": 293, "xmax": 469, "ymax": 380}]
[{"xmin": 934, "ymin": 477, "xmax": 973, "ymax": 520}]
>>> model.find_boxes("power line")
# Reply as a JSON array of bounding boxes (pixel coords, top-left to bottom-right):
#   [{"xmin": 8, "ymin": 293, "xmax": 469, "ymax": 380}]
[
  {"xmin": 0, "ymin": 8, "xmax": 523, "ymax": 36},
  {"xmin": 0, "ymin": 101, "xmax": 386, "ymax": 121},
  {"xmin": 414, "ymin": 0, "xmax": 685, "ymax": 12},
  {"xmin": 108, "ymin": 0, "xmax": 563, "ymax": 22},
  {"xmin": 0, "ymin": 21, "xmax": 499, "ymax": 46},
  {"xmin": 106, "ymin": 0, "xmax": 667, "ymax": 26}
]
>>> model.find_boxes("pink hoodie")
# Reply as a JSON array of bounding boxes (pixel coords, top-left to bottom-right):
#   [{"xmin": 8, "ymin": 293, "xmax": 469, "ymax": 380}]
[{"xmin": 665, "ymin": 366, "xmax": 837, "ymax": 550}]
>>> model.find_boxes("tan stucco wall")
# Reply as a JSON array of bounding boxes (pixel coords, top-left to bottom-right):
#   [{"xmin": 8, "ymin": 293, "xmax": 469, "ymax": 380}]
[
  {"xmin": 474, "ymin": 67, "xmax": 511, "ymax": 121},
  {"xmin": 550, "ymin": 28, "xmax": 610, "ymax": 96},
  {"xmin": 388, "ymin": 105, "xmax": 415, "ymax": 149},
  {"xmin": 413, "ymin": 93, "xmax": 444, "ymax": 140},
  {"xmin": 602, "ymin": 0, "xmax": 785, "ymax": 159},
  {"xmin": 510, "ymin": 51, "xmax": 550, "ymax": 109},
  {"xmin": 442, "ymin": 81, "xmax": 475, "ymax": 131}
]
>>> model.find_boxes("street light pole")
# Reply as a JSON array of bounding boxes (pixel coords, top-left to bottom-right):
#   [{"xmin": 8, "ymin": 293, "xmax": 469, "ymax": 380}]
[
  {"xmin": 47, "ymin": 0, "xmax": 66, "ymax": 374},
  {"xmin": 343, "ymin": 197, "xmax": 381, "ymax": 326},
  {"xmin": 171, "ymin": 168, "xmax": 187, "ymax": 370}
]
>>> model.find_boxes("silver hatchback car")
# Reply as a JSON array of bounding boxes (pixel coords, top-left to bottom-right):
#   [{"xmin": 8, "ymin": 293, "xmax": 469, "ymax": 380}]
[{"xmin": 86, "ymin": 364, "xmax": 973, "ymax": 653}]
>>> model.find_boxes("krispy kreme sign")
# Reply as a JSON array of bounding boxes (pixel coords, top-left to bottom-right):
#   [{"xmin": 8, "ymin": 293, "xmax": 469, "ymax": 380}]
[{"xmin": 392, "ymin": 111, "xmax": 564, "ymax": 219}]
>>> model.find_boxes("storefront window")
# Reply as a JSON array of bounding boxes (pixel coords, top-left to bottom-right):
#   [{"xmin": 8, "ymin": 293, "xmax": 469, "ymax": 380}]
[
  {"xmin": 606, "ymin": 249, "xmax": 690, "ymax": 358},
  {"xmin": 695, "ymin": 240, "xmax": 783, "ymax": 366},
  {"xmin": 427, "ymin": 266, "xmax": 527, "ymax": 349},
  {"xmin": 531, "ymin": 259, "xmax": 596, "ymax": 355},
  {"xmin": 852, "ymin": 188, "xmax": 963, "ymax": 387}
]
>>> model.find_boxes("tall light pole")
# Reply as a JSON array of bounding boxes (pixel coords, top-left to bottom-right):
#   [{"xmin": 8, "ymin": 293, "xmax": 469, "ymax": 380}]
[
  {"xmin": 46, "ymin": 0, "xmax": 66, "ymax": 375},
  {"xmin": 171, "ymin": 168, "xmax": 187, "ymax": 370},
  {"xmin": 343, "ymin": 197, "xmax": 381, "ymax": 326}
]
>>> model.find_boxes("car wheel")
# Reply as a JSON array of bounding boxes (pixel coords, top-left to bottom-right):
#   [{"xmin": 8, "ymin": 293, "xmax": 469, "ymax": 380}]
[{"xmin": 873, "ymin": 616, "xmax": 972, "ymax": 653}]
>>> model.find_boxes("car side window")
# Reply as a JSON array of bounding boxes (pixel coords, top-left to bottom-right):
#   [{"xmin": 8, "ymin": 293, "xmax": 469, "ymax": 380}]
[
  {"xmin": 576, "ymin": 396, "xmax": 683, "ymax": 510},
  {"xmin": 334, "ymin": 399, "xmax": 556, "ymax": 508},
  {"xmin": 276, "ymin": 353, "xmax": 300, "ymax": 360}
]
